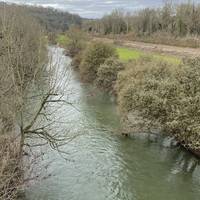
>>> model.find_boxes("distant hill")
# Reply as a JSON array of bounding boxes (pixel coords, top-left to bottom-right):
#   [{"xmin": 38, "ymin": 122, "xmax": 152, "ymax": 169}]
[
  {"xmin": 0, "ymin": 3, "xmax": 82, "ymax": 32},
  {"xmin": 27, "ymin": 6, "xmax": 82, "ymax": 32}
]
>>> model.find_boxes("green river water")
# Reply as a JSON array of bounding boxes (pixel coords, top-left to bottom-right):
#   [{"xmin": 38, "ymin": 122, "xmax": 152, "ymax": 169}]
[{"xmin": 25, "ymin": 47, "xmax": 200, "ymax": 200}]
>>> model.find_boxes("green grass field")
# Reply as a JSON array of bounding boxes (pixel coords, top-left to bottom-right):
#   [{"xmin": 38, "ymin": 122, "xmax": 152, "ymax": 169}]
[
  {"xmin": 117, "ymin": 47, "xmax": 181, "ymax": 65},
  {"xmin": 56, "ymin": 34, "xmax": 70, "ymax": 46}
]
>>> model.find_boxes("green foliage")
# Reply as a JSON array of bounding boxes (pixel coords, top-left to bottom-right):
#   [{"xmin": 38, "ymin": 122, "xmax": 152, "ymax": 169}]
[
  {"xmin": 116, "ymin": 58, "xmax": 200, "ymax": 150},
  {"xmin": 153, "ymin": 54, "xmax": 181, "ymax": 65},
  {"xmin": 117, "ymin": 47, "xmax": 142, "ymax": 61},
  {"xmin": 96, "ymin": 58, "xmax": 124, "ymax": 93},
  {"xmin": 80, "ymin": 42, "xmax": 118, "ymax": 82}
]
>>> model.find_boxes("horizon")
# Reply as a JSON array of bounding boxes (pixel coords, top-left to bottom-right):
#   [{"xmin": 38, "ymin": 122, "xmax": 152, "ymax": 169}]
[{"xmin": 2, "ymin": 0, "xmax": 200, "ymax": 18}]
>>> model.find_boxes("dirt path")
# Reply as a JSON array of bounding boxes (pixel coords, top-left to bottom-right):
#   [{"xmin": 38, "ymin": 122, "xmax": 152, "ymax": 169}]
[{"xmin": 93, "ymin": 37, "xmax": 200, "ymax": 58}]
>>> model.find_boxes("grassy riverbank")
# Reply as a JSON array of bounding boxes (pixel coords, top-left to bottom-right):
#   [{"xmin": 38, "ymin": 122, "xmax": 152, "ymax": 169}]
[
  {"xmin": 56, "ymin": 34, "xmax": 70, "ymax": 46},
  {"xmin": 56, "ymin": 33, "xmax": 182, "ymax": 65},
  {"xmin": 116, "ymin": 47, "xmax": 181, "ymax": 64},
  {"xmin": 63, "ymin": 30, "xmax": 200, "ymax": 157}
]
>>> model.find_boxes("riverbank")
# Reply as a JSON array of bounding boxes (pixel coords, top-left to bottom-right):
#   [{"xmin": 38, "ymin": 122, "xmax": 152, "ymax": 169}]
[
  {"xmin": 62, "ymin": 32, "xmax": 200, "ymax": 159},
  {"xmin": 0, "ymin": 5, "xmax": 48, "ymax": 199}
]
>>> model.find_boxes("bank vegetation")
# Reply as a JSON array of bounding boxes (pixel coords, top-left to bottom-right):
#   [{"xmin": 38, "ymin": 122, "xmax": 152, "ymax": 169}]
[
  {"xmin": 0, "ymin": 3, "xmax": 77, "ymax": 199},
  {"xmin": 0, "ymin": 4, "xmax": 48, "ymax": 199},
  {"xmin": 65, "ymin": 27, "xmax": 200, "ymax": 157}
]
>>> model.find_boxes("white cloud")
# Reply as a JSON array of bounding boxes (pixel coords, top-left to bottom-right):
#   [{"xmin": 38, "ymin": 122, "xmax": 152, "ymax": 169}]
[{"xmin": 2, "ymin": 0, "xmax": 200, "ymax": 18}]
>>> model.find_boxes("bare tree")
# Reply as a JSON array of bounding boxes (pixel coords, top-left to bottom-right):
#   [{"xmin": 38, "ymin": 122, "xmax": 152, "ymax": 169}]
[{"xmin": 0, "ymin": 5, "xmax": 77, "ymax": 200}]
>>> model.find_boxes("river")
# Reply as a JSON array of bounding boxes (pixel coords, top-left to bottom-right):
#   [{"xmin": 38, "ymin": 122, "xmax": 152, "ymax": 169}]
[{"xmin": 25, "ymin": 47, "xmax": 200, "ymax": 200}]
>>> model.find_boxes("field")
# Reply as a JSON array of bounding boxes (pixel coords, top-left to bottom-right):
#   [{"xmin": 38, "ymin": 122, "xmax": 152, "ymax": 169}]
[
  {"xmin": 57, "ymin": 34, "xmax": 182, "ymax": 65},
  {"xmin": 117, "ymin": 47, "xmax": 181, "ymax": 65}
]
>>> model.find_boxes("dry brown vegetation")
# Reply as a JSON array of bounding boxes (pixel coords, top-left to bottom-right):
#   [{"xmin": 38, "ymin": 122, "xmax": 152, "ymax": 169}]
[
  {"xmin": 84, "ymin": 2, "xmax": 200, "ymax": 48},
  {"xmin": 127, "ymin": 32, "xmax": 200, "ymax": 48},
  {"xmin": 65, "ymin": 27, "xmax": 88, "ymax": 57},
  {"xmin": 0, "ymin": 4, "xmax": 46, "ymax": 133},
  {"xmin": 0, "ymin": 4, "xmax": 80, "ymax": 198},
  {"xmin": 0, "ymin": 5, "xmax": 47, "ymax": 199},
  {"xmin": 0, "ymin": 137, "xmax": 22, "ymax": 200}
]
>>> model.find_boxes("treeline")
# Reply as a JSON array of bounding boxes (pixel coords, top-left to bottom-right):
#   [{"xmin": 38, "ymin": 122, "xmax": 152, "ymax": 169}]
[
  {"xmin": 27, "ymin": 6, "xmax": 82, "ymax": 32},
  {"xmin": 0, "ymin": 3, "xmax": 82, "ymax": 32},
  {"xmin": 83, "ymin": 2, "xmax": 200, "ymax": 47}
]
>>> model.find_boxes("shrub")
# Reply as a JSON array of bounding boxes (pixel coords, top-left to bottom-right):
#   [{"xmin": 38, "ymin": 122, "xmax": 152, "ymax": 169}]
[
  {"xmin": 80, "ymin": 42, "xmax": 118, "ymax": 82},
  {"xmin": 66, "ymin": 27, "xmax": 87, "ymax": 57},
  {"xmin": 116, "ymin": 57, "xmax": 200, "ymax": 150},
  {"xmin": 96, "ymin": 58, "xmax": 124, "ymax": 93},
  {"xmin": 71, "ymin": 51, "xmax": 84, "ymax": 70},
  {"xmin": 0, "ymin": 136, "xmax": 22, "ymax": 200},
  {"xmin": 48, "ymin": 32, "xmax": 57, "ymax": 45}
]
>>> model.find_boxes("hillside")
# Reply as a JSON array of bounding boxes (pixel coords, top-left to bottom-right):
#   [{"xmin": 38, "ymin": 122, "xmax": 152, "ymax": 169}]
[{"xmin": 0, "ymin": 3, "xmax": 82, "ymax": 32}]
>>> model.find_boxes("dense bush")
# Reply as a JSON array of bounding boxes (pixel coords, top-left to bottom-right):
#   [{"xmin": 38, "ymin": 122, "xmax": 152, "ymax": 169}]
[
  {"xmin": 71, "ymin": 51, "xmax": 84, "ymax": 70},
  {"xmin": 116, "ymin": 58, "xmax": 200, "ymax": 150},
  {"xmin": 96, "ymin": 58, "xmax": 124, "ymax": 93},
  {"xmin": 80, "ymin": 42, "xmax": 117, "ymax": 82}
]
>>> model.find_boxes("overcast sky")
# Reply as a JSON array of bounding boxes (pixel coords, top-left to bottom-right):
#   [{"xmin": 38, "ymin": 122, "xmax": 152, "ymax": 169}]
[{"xmin": 2, "ymin": 0, "xmax": 200, "ymax": 18}]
